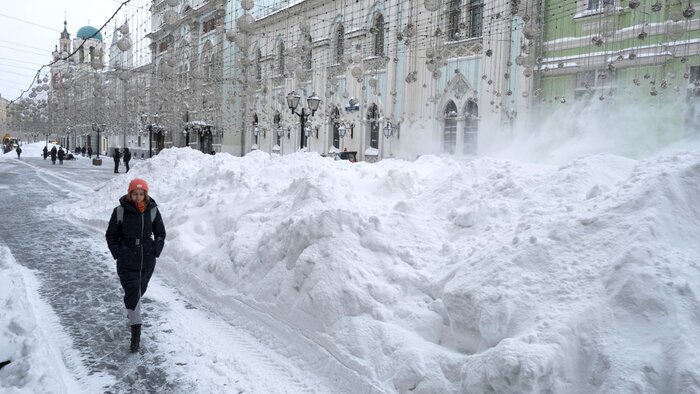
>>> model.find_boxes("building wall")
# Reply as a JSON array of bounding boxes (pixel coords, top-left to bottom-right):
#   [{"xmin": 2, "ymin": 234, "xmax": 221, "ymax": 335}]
[
  {"xmin": 227, "ymin": 0, "xmax": 536, "ymax": 160},
  {"xmin": 539, "ymin": 0, "xmax": 700, "ymax": 140}
]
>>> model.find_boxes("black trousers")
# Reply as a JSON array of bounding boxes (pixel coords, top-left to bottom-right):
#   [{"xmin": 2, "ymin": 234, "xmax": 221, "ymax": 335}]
[
  {"xmin": 117, "ymin": 268, "xmax": 154, "ymax": 310},
  {"xmin": 125, "ymin": 160, "xmax": 130, "ymax": 173},
  {"xmin": 114, "ymin": 161, "xmax": 119, "ymax": 173}
]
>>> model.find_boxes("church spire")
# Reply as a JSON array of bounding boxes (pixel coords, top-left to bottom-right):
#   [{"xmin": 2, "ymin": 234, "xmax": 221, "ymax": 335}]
[{"xmin": 61, "ymin": 20, "xmax": 70, "ymax": 40}]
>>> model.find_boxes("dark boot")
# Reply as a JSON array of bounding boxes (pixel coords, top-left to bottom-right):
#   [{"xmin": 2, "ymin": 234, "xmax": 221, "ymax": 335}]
[{"xmin": 130, "ymin": 324, "xmax": 141, "ymax": 353}]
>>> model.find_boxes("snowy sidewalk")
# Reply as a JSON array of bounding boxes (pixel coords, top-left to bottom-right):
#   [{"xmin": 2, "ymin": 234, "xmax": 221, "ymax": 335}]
[{"xmin": 0, "ymin": 150, "xmax": 370, "ymax": 393}]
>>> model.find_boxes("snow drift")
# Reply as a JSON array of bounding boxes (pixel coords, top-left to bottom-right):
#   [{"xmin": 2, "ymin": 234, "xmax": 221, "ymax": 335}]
[{"xmin": 56, "ymin": 146, "xmax": 700, "ymax": 393}]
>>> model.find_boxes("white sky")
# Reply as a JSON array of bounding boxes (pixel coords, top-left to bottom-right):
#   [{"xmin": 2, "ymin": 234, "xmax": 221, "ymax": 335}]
[{"xmin": 0, "ymin": 0, "xmax": 118, "ymax": 101}]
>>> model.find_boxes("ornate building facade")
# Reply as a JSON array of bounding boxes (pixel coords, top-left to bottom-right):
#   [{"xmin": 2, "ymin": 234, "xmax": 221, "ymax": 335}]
[
  {"xmin": 223, "ymin": 0, "xmax": 536, "ymax": 161},
  {"xmin": 146, "ymin": 0, "xmax": 227, "ymax": 154}
]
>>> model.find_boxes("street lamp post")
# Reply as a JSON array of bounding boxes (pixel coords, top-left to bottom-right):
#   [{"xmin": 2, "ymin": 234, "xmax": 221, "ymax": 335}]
[
  {"xmin": 92, "ymin": 123, "xmax": 105, "ymax": 158},
  {"xmin": 140, "ymin": 113, "xmax": 160, "ymax": 158},
  {"xmin": 286, "ymin": 91, "xmax": 321, "ymax": 150}
]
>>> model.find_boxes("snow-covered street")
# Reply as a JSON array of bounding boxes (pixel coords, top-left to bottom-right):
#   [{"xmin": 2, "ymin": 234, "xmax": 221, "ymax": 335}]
[
  {"xmin": 2, "ymin": 141, "xmax": 700, "ymax": 393},
  {"xmin": 0, "ymin": 147, "xmax": 375, "ymax": 393}
]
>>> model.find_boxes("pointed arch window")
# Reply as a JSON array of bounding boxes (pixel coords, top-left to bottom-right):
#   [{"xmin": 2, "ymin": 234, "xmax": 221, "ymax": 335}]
[
  {"xmin": 443, "ymin": 101, "xmax": 458, "ymax": 154},
  {"xmin": 372, "ymin": 14, "xmax": 384, "ymax": 57},
  {"xmin": 335, "ymin": 23, "xmax": 345, "ymax": 64},
  {"xmin": 463, "ymin": 100, "xmax": 478, "ymax": 154}
]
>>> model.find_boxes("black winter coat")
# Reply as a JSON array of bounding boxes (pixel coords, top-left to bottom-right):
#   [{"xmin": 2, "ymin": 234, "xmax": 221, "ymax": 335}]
[
  {"xmin": 58, "ymin": 149, "xmax": 65, "ymax": 159},
  {"xmin": 123, "ymin": 149, "xmax": 131, "ymax": 162},
  {"xmin": 50, "ymin": 147, "xmax": 57, "ymax": 159},
  {"xmin": 113, "ymin": 150, "xmax": 121, "ymax": 163},
  {"xmin": 105, "ymin": 195, "xmax": 166, "ymax": 271}
]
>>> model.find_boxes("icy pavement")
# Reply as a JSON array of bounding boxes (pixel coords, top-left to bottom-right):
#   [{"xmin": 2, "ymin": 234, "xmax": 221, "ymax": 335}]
[{"xmin": 0, "ymin": 151, "xmax": 372, "ymax": 393}]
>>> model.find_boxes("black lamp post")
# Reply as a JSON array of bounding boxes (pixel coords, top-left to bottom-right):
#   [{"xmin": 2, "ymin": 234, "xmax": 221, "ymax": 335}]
[
  {"xmin": 91, "ymin": 123, "xmax": 105, "ymax": 158},
  {"xmin": 286, "ymin": 91, "xmax": 321, "ymax": 150},
  {"xmin": 140, "ymin": 112, "xmax": 160, "ymax": 158}
]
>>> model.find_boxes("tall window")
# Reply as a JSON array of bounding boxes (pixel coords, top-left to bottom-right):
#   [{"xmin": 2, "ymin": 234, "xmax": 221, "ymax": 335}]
[
  {"xmin": 202, "ymin": 43, "xmax": 213, "ymax": 82},
  {"xmin": 464, "ymin": 100, "xmax": 478, "ymax": 154},
  {"xmin": 469, "ymin": 0, "xmax": 484, "ymax": 38},
  {"xmin": 255, "ymin": 48, "xmax": 262, "ymax": 82},
  {"xmin": 277, "ymin": 41, "xmax": 285, "ymax": 75},
  {"xmin": 367, "ymin": 104, "xmax": 379, "ymax": 149},
  {"xmin": 303, "ymin": 33, "xmax": 312, "ymax": 70},
  {"xmin": 443, "ymin": 101, "xmax": 458, "ymax": 154},
  {"xmin": 372, "ymin": 14, "xmax": 384, "ymax": 57},
  {"xmin": 335, "ymin": 24, "xmax": 345, "ymax": 64},
  {"xmin": 448, "ymin": 0, "xmax": 462, "ymax": 40}
]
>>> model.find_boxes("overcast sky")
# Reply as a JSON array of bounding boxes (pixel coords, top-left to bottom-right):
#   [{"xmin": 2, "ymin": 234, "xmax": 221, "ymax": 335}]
[{"xmin": 0, "ymin": 0, "xmax": 119, "ymax": 101}]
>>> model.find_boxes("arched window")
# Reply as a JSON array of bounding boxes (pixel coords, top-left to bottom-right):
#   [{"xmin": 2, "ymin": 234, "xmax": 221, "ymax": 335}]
[
  {"xmin": 277, "ymin": 41, "xmax": 285, "ymax": 75},
  {"xmin": 367, "ymin": 103, "xmax": 380, "ymax": 149},
  {"xmin": 448, "ymin": 0, "xmax": 462, "ymax": 40},
  {"xmin": 330, "ymin": 106, "xmax": 341, "ymax": 149},
  {"xmin": 463, "ymin": 100, "xmax": 478, "ymax": 154},
  {"xmin": 372, "ymin": 14, "xmax": 384, "ymax": 57},
  {"xmin": 335, "ymin": 24, "xmax": 345, "ymax": 64},
  {"xmin": 443, "ymin": 101, "xmax": 458, "ymax": 154},
  {"xmin": 255, "ymin": 48, "xmax": 262, "ymax": 82}
]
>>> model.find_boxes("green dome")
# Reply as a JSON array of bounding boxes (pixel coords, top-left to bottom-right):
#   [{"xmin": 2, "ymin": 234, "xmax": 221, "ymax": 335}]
[{"xmin": 76, "ymin": 26, "xmax": 103, "ymax": 42}]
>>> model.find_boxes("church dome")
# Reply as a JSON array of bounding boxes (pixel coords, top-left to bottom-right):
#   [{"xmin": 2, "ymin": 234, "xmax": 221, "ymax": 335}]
[{"xmin": 76, "ymin": 26, "xmax": 103, "ymax": 42}]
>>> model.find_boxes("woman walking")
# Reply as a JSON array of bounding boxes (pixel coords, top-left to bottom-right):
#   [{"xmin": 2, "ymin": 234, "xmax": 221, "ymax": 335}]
[{"xmin": 105, "ymin": 179, "xmax": 166, "ymax": 353}]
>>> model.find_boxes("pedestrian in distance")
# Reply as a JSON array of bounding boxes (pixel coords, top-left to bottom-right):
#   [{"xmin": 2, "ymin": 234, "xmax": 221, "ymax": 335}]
[
  {"xmin": 50, "ymin": 146, "xmax": 57, "ymax": 165},
  {"xmin": 57, "ymin": 147, "xmax": 65, "ymax": 165},
  {"xmin": 87, "ymin": 146, "xmax": 93, "ymax": 159},
  {"xmin": 105, "ymin": 179, "xmax": 166, "ymax": 353},
  {"xmin": 15, "ymin": 146, "xmax": 21, "ymax": 159},
  {"xmin": 43, "ymin": 145, "xmax": 48, "ymax": 160},
  {"xmin": 113, "ymin": 148, "xmax": 121, "ymax": 174},
  {"xmin": 123, "ymin": 147, "xmax": 132, "ymax": 173}
]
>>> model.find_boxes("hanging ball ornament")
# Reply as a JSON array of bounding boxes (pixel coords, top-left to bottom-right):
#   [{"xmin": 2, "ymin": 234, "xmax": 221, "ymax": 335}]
[
  {"xmin": 651, "ymin": 1, "xmax": 662, "ymax": 12},
  {"xmin": 629, "ymin": 0, "xmax": 641, "ymax": 10},
  {"xmin": 117, "ymin": 37, "xmax": 132, "ymax": 52},
  {"xmin": 237, "ymin": 14, "xmax": 256, "ymax": 32},
  {"xmin": 424, "ymin": 0, "xmax": 439, "ymax": 12},
  {"xmin": 164, "ymin": 10, "xmax": 178, "ymax": 26},
  {"xmin": 351, "ymin": 66, "xmax": 363, "ymax": 79},
  {"xmin": 118, "ymin": 23, "xmax": 130, "ymax": 35},
  {"xmin": 226, "ymin": 30, "xmax": 236, "ymax": 42},
  {"xmin": 240, "ymin": 0, "xmax": 254, "ymax": 11},
  {"xmin": 523, "ymin": 67, "xmax": 533, "ymax": 77}
]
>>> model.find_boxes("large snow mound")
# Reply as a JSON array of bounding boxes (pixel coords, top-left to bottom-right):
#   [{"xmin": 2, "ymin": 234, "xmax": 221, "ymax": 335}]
[{"xmin": 60, "ymin": 147, "xmax": 700, "ymax": 393}]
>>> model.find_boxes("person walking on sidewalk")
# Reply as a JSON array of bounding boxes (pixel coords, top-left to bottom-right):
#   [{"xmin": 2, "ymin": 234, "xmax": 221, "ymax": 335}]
[
  {"xmin": 50, "ymin": 146, "xmax": 57, "ymax": 165},
  {"xmin": 113, "ymin": 148, "xmax": 121, "ymax": 173},
  {"xmin": 15, "ymin": 146, "xmax": 21, "ymax": 159},
  {"xmin": 105, "ymin": 179, "xmax": 166, "ymax": 353},
  {"xmin": 87, "ymin": 146, "xmax": 93, "ymax": 159},
  {"xmin": 42, "ymin": 145, "xmax": 48, "ymax": 160},
  {"xmin": 57, "ymin": 147, "xmax": 65, "ymax": 165},
  {"xmin": 123, "ymin": 147, "xmax": 132, "ymax": 173}
]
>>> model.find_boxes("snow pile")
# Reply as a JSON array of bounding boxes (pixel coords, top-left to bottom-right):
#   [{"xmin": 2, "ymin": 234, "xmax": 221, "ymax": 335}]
[
  {"xmin": 0, "ymin": 246, "xmax": 81, "ymax": 393},
  {"xmin": 60, "ymin": 147, "xmax": 700, "ymax": 392}
]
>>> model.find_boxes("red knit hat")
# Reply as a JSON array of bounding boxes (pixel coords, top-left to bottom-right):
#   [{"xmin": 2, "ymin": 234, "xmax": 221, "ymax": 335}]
[{"xmin": 128, "ymin": 178, "xmax": 149, "ymax": 193}]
